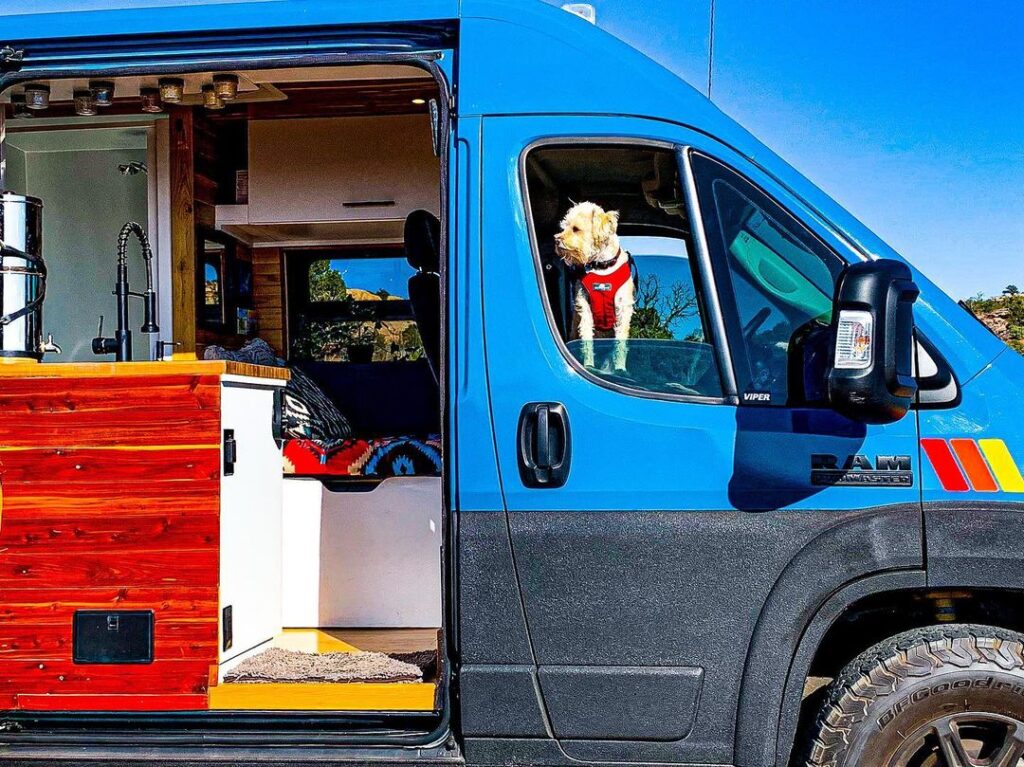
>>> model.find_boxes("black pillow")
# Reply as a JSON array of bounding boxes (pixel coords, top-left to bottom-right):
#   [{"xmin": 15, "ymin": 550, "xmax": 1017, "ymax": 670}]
[
  {"xmin": 281, "ymin": 366, "xmax": 352, "ymax": 440},
  {"xmin": 204, "ymin": 339, "xmax": 352, "ymax": 440}
]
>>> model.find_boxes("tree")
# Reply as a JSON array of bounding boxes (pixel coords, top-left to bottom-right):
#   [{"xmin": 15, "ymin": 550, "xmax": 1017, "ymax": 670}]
[
  {"xmin": 964, "ymin": 290, "xmax": 1024, "ymax": 356},
  {"xmin": 630, "ymin": 273, "xmax": 699, "ymax": 340},
  {"xmin": 309, "ymin": 260, "xmax": 347, "ymax": 302}
]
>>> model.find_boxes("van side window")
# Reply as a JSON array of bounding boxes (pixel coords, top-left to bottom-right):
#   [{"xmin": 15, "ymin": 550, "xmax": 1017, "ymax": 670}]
[
  {"xmin": 524, "ymin": 145, "xmax": 723, "ymax": 399},
  {"xmin": 287, "ymin": 248, "xmax": 425, "ymax": 363},
  {"xmin": 689, "ymin": 152, "xmax": 846, "ymax": 406}
]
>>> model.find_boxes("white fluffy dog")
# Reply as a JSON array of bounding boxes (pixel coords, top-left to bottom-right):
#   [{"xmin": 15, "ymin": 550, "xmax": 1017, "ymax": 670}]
[{"xmin": 554, "ymin": 201, "xmax": 634, "ymax": 371}]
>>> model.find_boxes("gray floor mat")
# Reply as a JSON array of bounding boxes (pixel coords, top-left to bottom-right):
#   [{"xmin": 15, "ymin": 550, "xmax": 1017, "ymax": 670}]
[{"xmin": 224, "ymin": 647, "xmax": 423, "ymax": 684}]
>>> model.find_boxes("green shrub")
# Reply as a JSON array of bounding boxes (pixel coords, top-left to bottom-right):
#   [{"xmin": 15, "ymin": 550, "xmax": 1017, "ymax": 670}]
[{"xmin": 964, "ymin": 293, "xmax": 1024, "ymax": 354}]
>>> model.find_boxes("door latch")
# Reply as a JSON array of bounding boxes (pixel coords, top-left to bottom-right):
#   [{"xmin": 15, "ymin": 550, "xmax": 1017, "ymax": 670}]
[
  {"xmin": 222, "ymin": 605, "xmax": 233, "ymax": 651},
  {"xmin": 223, "ymin": 429, "xmax": 237, "ymax": 477},
  {"xmin": 517, "ymin": 402, "xmax": 571, "ymax": 488}
]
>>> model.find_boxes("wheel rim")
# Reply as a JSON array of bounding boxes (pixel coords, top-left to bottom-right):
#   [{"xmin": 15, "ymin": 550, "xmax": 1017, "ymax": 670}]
[{"xmin": 889, "ymin": 712, "xmax": 1024, "ymax": 767}]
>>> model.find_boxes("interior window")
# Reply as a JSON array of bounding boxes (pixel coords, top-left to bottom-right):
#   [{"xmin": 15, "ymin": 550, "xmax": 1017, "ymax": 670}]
[
  {"xmin": 201, "ymin": 240, "xmax": 225, "ymax": 325},
  {"xmin": 690, "ymin": 152, "xmax": 845, "ymax": 406},
  {"xmin": 289, "ymin": 249, "xmax": 424, "ymax": 363},
  {"xmin": 524, "ymin": 145, "xmax": 723, "ymax": 398}
]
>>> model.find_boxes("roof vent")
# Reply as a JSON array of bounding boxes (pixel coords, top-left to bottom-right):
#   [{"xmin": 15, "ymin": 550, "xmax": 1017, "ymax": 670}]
[{"xmin": 562, "ymin": 3, "xmax": 596, "ymax": 23}]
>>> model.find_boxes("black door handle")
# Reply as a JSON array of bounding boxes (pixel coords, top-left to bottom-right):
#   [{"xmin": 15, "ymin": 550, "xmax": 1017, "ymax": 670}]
[{"xmin": 517, "ymin": 402, "xmax": 571, "ymax": 488}]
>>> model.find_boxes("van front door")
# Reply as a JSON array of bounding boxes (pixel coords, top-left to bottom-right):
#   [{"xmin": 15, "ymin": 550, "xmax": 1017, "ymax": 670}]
[{"xmin": 473, "ymin": 115, "xmax": 922, "ymax": 765}]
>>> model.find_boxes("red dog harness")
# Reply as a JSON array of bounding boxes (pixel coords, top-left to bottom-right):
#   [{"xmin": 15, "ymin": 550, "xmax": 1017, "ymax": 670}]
[{"xmin": 579, "ymin": 253, "xmax": 633, "ymax": 331}]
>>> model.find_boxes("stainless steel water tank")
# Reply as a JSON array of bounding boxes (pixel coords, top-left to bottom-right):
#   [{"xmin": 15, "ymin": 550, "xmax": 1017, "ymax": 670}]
[{"xmin": 0, "ymin": 192, "xmax": 46, "ymax": 360}]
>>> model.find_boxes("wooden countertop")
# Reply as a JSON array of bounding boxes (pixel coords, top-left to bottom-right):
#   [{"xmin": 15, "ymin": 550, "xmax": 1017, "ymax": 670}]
[{"xmin": 0, "ymin": 359, "xmax": 290, "ymax": 381}]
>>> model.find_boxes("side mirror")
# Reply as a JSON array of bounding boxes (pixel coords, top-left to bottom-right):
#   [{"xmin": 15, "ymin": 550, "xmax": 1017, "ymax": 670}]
[{"xmin": 827, "ymin": 259, "xmax": 919, "ymax": 424}]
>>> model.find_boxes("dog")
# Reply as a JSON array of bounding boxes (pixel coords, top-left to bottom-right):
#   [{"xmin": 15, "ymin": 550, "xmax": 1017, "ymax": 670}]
[{"xmin": 554, "ymin": 201, "xmax": 634, "ymax": 371}]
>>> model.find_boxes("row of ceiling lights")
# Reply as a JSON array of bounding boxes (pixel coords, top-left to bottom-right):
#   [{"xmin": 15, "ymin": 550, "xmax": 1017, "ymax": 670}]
[{"xmin": 9, "ymin": 74, "xmax": 241, "ymax": 118}]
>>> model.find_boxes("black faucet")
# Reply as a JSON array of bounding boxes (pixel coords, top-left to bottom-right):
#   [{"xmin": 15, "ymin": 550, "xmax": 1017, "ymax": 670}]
[{"xmin": 92, "ymin": 221, "xmax": 159, "ymax": 362}]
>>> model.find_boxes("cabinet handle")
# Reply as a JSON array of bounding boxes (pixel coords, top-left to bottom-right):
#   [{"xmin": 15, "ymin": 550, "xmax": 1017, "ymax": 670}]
[
  {"xmin": 223, "ymin": 429, "xmax": 237, "ymax": 477},
  {"xmin": 342, "ymin": 199, "xmax": 396, "ymax": 208}
]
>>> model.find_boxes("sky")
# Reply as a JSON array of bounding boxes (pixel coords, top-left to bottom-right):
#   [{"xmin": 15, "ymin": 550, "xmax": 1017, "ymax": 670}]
[{"xmin": 546, "ymin": 0, "xmax": 1024, "ymax": 299}]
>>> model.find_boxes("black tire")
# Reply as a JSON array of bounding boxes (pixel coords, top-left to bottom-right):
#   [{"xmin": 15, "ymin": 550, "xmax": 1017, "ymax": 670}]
[{"xmin": 800, "ymin": 624, "xmax": 1024, "ymax": 767}]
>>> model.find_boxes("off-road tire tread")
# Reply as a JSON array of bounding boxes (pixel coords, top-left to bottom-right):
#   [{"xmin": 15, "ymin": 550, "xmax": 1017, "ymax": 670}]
[{"xmin": 801, "ymin": 623, "xmax": 1024, "ymax": 767}]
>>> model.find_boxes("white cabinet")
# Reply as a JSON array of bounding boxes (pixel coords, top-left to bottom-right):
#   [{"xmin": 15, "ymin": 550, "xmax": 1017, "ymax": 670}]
[
  {"xmin": 281, "ymin": 477, "xmax": 442, "ymax": 629},
  {"xmin": 247, "ymin": 114, "xmax": 439, "ymax": 225},
  {"xmin": 219, "ymin": 375, "xmax": 286, "ymax": 664}
]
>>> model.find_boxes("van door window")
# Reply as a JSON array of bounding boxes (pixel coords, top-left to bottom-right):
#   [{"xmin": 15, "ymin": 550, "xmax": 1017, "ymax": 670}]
[
  {"xmin": 523, "ymin": 144, "xmax": 723, "ymax": 399},
  {"xmin": 689, "ymin": 152, "xmax": 846, "ymax": 406}
]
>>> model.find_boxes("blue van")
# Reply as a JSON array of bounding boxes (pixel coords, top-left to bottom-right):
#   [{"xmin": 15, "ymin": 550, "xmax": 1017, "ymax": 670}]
[{"xmin": 0, "ymin": 3, "xmax": 1022, "ymax": 767}]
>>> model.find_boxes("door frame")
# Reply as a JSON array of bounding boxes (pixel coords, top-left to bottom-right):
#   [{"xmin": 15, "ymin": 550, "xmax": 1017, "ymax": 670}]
[{"xmin": 0, "ymin": 39, "xmax": 456, "ymax": 754}]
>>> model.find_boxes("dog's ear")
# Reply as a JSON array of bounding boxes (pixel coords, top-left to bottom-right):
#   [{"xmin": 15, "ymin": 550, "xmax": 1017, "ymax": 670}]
[{"xmin": 594, "ymin": 208, "xmax": 619, "ymax": 245}]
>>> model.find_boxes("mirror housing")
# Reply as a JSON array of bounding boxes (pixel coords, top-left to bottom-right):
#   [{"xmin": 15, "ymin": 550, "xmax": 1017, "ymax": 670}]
[{"xmin": 827, "ymin": 259, "xmax": 919, "ymax": 424}]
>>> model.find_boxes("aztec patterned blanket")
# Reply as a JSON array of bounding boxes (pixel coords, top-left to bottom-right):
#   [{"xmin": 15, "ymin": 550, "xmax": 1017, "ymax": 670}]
[{"xmin": 283, "ymin": 434, "xmax": 441, "ymax": 478}]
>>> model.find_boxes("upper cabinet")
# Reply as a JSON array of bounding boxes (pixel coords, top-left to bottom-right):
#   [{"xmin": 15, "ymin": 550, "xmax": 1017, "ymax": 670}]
[
  {"xmin": 216, "ymin": 113, "xmax": 439, "ymax": 246},
  {"xmin": 251, "ymin": 114, "xmax": 437, "ymax": 223}
]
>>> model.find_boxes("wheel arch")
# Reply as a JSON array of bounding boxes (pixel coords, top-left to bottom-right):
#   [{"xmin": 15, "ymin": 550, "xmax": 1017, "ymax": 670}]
[
  {"xmin": 732, "ymin": 504, "xmax": 925, "ymax": 767},
  {"xmin": 763, "ymin": 571, "xmax": 925, "ymax": 767}
]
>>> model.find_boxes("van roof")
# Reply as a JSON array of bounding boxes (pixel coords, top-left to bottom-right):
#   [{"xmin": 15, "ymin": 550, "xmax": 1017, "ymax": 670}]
[
  {"xmin": 0, "ymin": 1, "xmax": 735, "ymax": 147},
  {"xmin": 0, "ymin": 0, "xmax": 460, "ymax": 39}
]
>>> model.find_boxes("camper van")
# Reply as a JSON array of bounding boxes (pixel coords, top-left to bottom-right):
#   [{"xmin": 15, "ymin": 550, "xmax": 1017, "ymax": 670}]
[{"xmin": 0, "ymin": 2, "xmax": 1022, "ymax": 766}]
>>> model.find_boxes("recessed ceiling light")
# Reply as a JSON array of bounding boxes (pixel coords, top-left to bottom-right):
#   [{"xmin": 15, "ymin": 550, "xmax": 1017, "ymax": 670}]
[
  {"xmin": 202, "ymin": 83, "xmax": 225, "ymax": 110},
  {"xmin": 213, "ymin": 73, "xmax": 239, "ymax": 101},
  {"xmin": 74, "ymin": 89, "xmax": 98, "ymax": 116},
  {"xmin": 411, "ymin": 98, "xmax": 426, "ymax": 105},
  {"xmin": 139, "ymin": 87, "xmax": 163, "ymax": 113},
  {"xmin": 23, "ymin": 83, "xmax": 50, "ymax": 110},
  {"xmin": 89, "ymin": 80, "xmax": 116, "ymax": 107},
  {"xmin": 158, "ymin": 77, "xmax": 184, "ymax": 103}
]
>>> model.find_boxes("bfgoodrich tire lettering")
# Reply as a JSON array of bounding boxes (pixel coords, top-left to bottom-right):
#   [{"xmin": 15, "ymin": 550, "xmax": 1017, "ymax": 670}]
[{"xmin": 802, "ymin": 624, "xmax": 1024, "ymax": 766}]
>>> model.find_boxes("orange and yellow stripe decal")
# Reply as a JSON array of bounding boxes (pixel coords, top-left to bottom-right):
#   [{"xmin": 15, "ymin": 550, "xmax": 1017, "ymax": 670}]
[{"xmin": 922, "ymin": 438, "xmax": 1024, "ymax": 493}]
